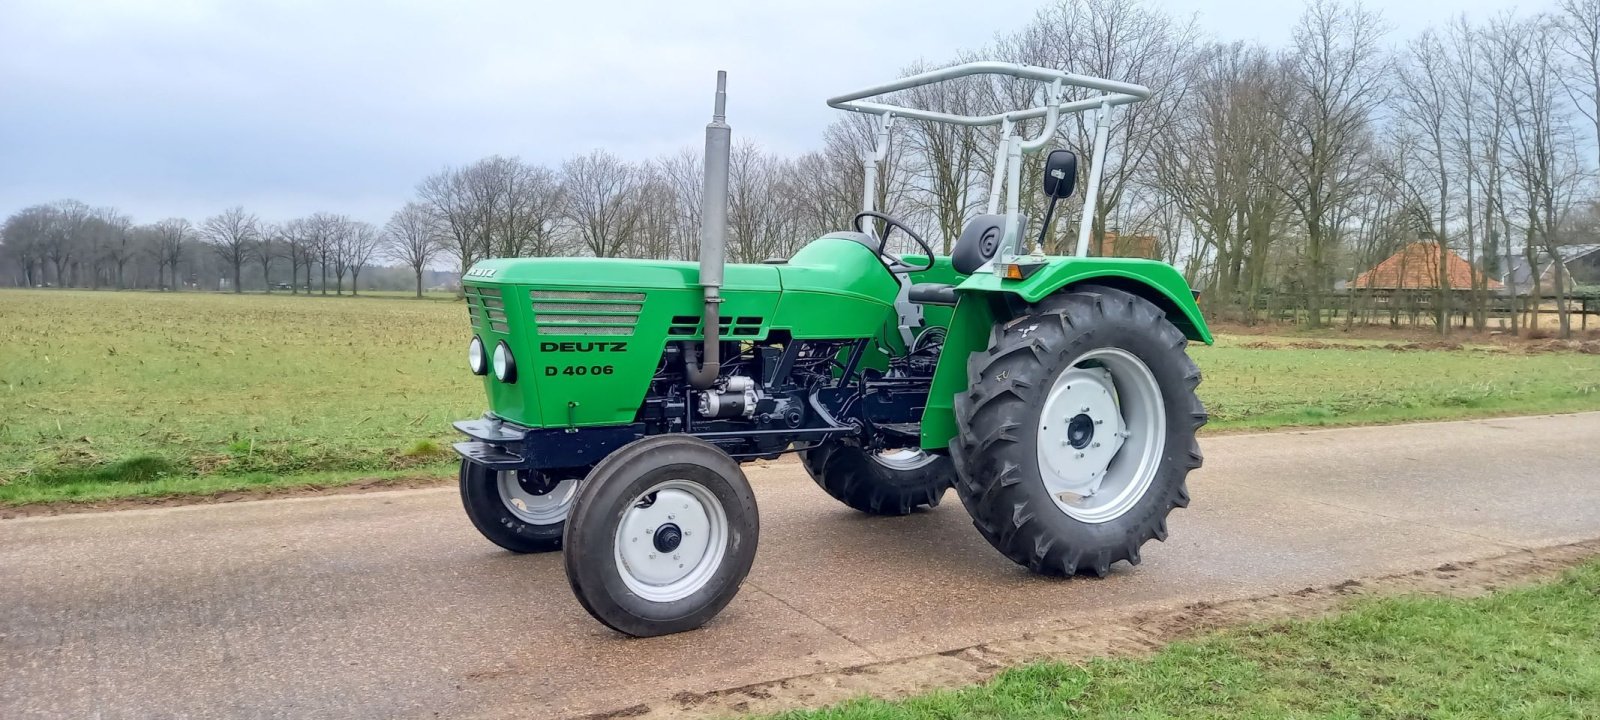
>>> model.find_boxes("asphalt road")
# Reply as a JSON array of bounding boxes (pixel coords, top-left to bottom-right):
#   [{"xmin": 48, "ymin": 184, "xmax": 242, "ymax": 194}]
[{"xmin": 5, "ymin": 413, "xmax": 1600, "ymax": 719}]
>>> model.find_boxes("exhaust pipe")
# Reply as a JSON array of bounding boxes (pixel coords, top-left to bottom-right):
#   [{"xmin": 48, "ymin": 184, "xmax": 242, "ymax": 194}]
[{"xmin": 687, "ymin": 70, "xmax": 730, "ymax": 390}]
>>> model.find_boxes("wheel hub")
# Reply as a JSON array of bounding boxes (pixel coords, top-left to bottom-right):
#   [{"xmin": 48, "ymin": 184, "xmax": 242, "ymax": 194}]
[
  {"xmin": 1038, "ymin": 366, "xmax": 1126, "ymax": 496},
  {"xmin": 613, "ymin": 483, "xmax": 726, "ymax": 602},
  {"xmin": 1066, "ymin": 413, "xmax": 1095, "ymax": 449},
  {"xmin": 1034, "ymin": 349, "xmax": 1167, "ymax": 524},
  {"xmin": 652, "ymin": 523, "xmax": 683, "ymax": 553}
]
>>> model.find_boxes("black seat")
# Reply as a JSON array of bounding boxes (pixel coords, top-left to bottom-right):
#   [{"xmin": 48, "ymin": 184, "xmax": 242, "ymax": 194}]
[
  {"xmin": 908, "ymin": 283, "xmax": 958, "ymax": 306},
  {"xmin": 907, "ymin": 214, "xmax": 1017, "ymax": 306}
]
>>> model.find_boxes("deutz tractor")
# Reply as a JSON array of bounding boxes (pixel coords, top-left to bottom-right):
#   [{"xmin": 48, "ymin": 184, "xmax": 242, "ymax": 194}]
[{"xmin": 452, "ymin": 62, "xmax": 1210, "ymax": 637}]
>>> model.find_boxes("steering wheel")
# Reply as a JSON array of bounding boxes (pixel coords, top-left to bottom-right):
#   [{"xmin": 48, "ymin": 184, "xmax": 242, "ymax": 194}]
[{"xmin": 852, "ymin": 211, "xmax": 936, "ymax": 273}]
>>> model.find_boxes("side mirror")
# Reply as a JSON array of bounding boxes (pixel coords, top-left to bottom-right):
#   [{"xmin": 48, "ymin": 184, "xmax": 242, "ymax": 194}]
[{"xmin": 1042, "ymin": 149, "xmax": 1077, "ymax": 199}]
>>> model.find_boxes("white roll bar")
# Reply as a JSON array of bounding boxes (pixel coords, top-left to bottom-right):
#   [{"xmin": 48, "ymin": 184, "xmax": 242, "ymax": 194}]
[{"xmin": 827, "ymin": 61, "xmax": 1150, "ymax": 258}]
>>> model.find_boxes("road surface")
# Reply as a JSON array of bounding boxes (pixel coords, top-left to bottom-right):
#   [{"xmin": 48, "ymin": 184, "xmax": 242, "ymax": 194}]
[{"xmin": 4, "ymin": 413, "xmax": 1600, "ymax": 719}]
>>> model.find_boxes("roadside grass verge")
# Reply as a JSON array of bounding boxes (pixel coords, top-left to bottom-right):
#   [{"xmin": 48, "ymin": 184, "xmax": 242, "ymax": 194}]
[
  {"xmin": 0, "ymin": 461, "xmax": 453, "ymax": 508},
  {"xmin": 768, "ymin": 559, "xmax": 1600, "ymax": 719},
  {"xmin": 4, "ymin": 289, "xmax": 1600, "ymax": 507}
]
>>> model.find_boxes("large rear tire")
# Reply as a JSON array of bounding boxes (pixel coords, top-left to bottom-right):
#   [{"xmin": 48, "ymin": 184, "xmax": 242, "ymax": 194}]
[
  {"xmin": 799, "ymin": 440, "xmax": 954, "ymax": 515},
  {"xmin": 459, "ymin": 460, "xmax": 578, "ymax": 554},
  {"xmin": 950, "ymin": 285, "xmax": 1206, "ymax": 577},
  {"xmin": 563, "ymin": 435, "xmax": 759, "ymax": 637}
]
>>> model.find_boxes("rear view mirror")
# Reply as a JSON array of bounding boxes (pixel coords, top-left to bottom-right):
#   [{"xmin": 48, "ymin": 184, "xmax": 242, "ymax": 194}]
[{"xmin": 1042, "ymin": 150, "xmax": 1077, "ymax": 199}]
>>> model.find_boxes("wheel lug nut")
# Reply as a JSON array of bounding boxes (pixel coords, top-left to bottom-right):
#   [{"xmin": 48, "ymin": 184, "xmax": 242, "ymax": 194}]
[
  {"xmin": 673, "ymin": 554, "xmax": 680, "ymax": 560},
  {"xmin": 1095, "ymin": 419, "xmax": 1103, "ymax": 425},
  {"xmin": 648, "ymin": 553, "xmax": 656, "ymax": 559},
  {"xmin": 668, "ymin": 514, "xmax": 675, "ymax": 520},
  {"xmin": 1074, "ymin": 451, "xmax": 1084, "ymax": 459},
  {"xmin": 1091, "ymin": 442, "xmax": 1100, "ymax": 448}
]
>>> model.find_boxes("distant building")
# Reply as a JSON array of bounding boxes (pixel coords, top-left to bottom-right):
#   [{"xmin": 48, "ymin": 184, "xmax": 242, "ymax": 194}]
[
  {"xmin": 1095, "ymin": 231, "xmax": 1158, "ymax": 259},
  {"xmin": 1351, "ymin": 242, "xmax": 1502, "ymax": 292},
  {"xmin": 1501, "ymin": 244, "xmax": 1600, "ymax": 295}
]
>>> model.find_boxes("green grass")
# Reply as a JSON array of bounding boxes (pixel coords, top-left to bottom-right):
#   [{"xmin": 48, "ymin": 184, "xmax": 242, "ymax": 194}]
[
  {"xmin": 3, "ymin": 288, "xmax": 1599, "ymax": 506},
  {"xmin": 767, "ymin": 560, "xmax": 1600, "ymax": 719},
  {"xmin": 1195, "ymin": 336, "xmax": 1600, "ymax": 431}
]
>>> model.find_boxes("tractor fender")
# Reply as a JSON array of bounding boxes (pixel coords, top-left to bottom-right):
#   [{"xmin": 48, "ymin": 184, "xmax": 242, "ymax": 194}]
[{"xmin": 919, "ymin": 258, "xmax": 1210, "ymax": 451}]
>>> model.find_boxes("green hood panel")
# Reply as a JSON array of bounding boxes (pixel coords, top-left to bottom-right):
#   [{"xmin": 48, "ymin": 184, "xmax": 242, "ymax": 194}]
[
  {"xmin": 463, "ymin": 237, "xmax": 902, "ymax": 429},
  {"xmin": 467, "ymin": 256, "xmax": 781, "ymax": 292}
]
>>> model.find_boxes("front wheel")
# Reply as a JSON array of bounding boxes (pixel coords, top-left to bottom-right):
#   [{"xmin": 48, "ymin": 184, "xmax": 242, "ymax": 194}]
[
  {"xmin": 950, "ymin": 285, "xmax": 1206, "ymax": 577},
  {"xmin": 563, "ymin": 435, "xmax": 759, "ymax": 637},
  {"xmin": 459, "ymin": 460, "xmax": 578, "ymax": 553}
]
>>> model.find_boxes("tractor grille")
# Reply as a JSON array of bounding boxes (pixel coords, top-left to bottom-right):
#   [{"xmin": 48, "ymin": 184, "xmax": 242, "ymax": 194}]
[
  {"xmin": 669, "ymin": 315, "xmax": 765, "ymax": 337},
  {"xmin": 531, "ymin": 289, "xmax": 644, "ymax": 336},
  {"xmin": 464, "ymin": 286, "xmax": 508, "ymax": 333}
]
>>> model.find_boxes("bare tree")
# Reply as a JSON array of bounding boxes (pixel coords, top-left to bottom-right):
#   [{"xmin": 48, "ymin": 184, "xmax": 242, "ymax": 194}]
[
  {"xmin": 202, "ymin": 206, "xmax": 260, "ymax": 293},
  {"xmin": 343, "ymin": 221, "xmax": 382, "ymax": 295},
  {"xmin": 153, "ymin": 218, "xmax": 192, "ymax": 290},
  {"xmin": 1502, "ymin": 16, "xmax": 1590, "ymax": 337},
  {"xmin": 305, "ymin": 212, "xmax": 345, "ymax": 295},
  {"xmin": 1, "ymin": 206, "xmax": 53, "ymax": 287},
  {"xmin": 385, "ymin": 202, "xmax": 443, "ymax": 297},
  {"xmin": 42, "ymin": 200, "xmax": 91, "ymax": 286},
  {"xmin": 279, "ymin": 218, "xmax": 312, "ymax": 294},
  {"xmin": 253, "ymin": 224, "xmax": 280, "ymax": 292},
  {"xmin": 1273, "ymin": 0, "xmax": 1389, "ymax": 326},
  {"xmin": 561, "ymin": 150, "xmax": 639, "ymax": 258},
  {"xmin": 1555, "ymin": 0, "xmax": 1600, "ymax": 171},
  {"xmin": 1153, "ymin": 42, "xmax": 1292, "ymax": 317}
]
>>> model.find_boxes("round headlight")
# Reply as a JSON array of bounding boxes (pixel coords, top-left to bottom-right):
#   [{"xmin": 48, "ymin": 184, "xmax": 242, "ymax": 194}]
[
  {"xmin": 492, "ymin": 340, "xmax": 516, "ymax": 383},
  {"xmin": 467, "ymin": 336, "xmax": 487, "ymax": 375}
]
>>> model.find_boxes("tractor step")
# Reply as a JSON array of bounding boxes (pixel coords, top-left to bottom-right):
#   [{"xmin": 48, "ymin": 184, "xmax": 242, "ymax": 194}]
[{"xmin": 452, "ymin": 441, "xmax": 528, "ymax": 471}]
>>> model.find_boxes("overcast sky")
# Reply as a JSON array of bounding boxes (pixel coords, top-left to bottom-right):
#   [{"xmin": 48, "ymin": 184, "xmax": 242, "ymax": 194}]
[{"xmin": 0, "ymin": 0, "xmax": 1553, "ymax": 226}]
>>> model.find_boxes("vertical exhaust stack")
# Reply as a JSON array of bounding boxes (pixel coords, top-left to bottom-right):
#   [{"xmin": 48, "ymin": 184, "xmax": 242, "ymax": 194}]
[{"xmin": 687, "ymin": 70, "xmax": 730, "ymax": 390}]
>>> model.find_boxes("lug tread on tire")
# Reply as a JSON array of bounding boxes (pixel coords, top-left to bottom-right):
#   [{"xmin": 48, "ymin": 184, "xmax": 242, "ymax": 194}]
[{"xmin": 951, "ymin": 285, "xmax": 1206, "ymax": 577}]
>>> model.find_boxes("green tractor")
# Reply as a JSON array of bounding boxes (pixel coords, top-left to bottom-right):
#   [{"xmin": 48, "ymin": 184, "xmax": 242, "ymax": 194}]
[{"xmin": 453, "ymin": 62, "xmax": 1210, "ymax": 637}]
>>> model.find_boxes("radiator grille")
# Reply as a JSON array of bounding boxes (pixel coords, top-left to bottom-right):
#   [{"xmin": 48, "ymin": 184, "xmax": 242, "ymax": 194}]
[
  {"xmin": 464, "ymin": 286, "xmax": 508, "ymax": 333},
  {"xmin": 531, "ymin": 289, "xmax": 644, "ymax": 336},
  {"xmin": 668, "ymin": 314, "xmax": 765, "ymax": 337}
]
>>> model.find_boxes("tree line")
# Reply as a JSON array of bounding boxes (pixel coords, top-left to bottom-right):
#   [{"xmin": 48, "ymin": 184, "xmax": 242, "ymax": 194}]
[{"xmin": 2, "ymin": 0, "xmax": 1599, "ymax": 335}]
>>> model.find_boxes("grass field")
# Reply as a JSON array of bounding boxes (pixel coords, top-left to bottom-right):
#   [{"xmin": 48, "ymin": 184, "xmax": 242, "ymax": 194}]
[
  {"xmin": 3, "ymin": 288, "xmax": 1599, "ymax": 505},
  {"xmin": 764, "ymin": 559, "xmax": 1600, "ymax": 719}
]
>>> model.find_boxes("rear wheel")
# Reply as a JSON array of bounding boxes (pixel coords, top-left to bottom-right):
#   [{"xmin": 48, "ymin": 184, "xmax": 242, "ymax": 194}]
[
  {"xmin": 459, "ymin": 460, "xmax": 578, "ymax": 553},
  {"xmin": 950, "ymin": 285, "xmax": 1206, "ymax": 576},
  {"xmin": 800, "ymin": 439, "xmax": 955, "ymax": 515},
  {"xmin": 563, "ymin": 435, "xmax": 759, "ymax": 637}
]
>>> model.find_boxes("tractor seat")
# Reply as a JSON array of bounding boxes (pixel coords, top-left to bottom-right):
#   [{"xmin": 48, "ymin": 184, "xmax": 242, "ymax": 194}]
[{"xmin": 908, "ymin": 282, "xmax": 958, "ymax": 306}]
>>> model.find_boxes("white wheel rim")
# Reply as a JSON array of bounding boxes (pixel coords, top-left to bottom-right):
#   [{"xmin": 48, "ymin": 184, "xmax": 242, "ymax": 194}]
[
  {"xmin": 1036, "ymin": 347, "xmax": 1166, "ymax": 523},
  {"xmin": 869, "ymin": 448, "xmax": 938, "ymax": 471},
  {"xmin": 496, "ymin": 471, "xmax": 578, "ymax": 526},
  {"xmin": 613, "ymin": 479, "xmax": 728, "ymax": 603}
]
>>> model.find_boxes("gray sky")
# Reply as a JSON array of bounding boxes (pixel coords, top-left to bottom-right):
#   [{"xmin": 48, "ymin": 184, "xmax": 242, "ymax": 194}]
[{"xmin": 0, "ymin": 0, "xmax": 1550, "ymax": 226}]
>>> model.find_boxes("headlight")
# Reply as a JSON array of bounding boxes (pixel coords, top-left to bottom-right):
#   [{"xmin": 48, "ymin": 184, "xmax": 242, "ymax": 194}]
[
  {"xmin": 492, "ymin": 340, "xmax": 516, "ymax": 383},
  {"xmin": 467, "ymin": 336, "xmax": 487, "ymax": 375}
]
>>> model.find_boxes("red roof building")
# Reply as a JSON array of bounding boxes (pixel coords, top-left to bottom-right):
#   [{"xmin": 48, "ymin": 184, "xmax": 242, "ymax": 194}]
[{"xmin": 1352, "ymin": 242, "xmax": 1503, "ymax": 291}]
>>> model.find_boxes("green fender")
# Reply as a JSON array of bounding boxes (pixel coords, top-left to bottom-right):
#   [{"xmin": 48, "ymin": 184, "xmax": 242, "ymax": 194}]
[{"xmin": 919, "ymin": 257, "xmax": 1212, "ymax": 450}]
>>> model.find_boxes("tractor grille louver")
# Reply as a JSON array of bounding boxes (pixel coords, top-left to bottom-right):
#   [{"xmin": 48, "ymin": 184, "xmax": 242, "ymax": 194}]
[
  {"xmin": 464, "ymin": 286, "xmax": 508, "ymax": 333},
  {"xmin": 669, "ymin": 314, "xmax": 765, "ymax": 337},
  {"xmin": 531, "ymin": 289, "xmax": 644, "ymax": 336}
]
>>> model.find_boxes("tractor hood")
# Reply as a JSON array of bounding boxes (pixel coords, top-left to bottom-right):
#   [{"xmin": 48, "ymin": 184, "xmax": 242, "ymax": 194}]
[{"xmin": 464, "ymin": 257, "xmax": 780, "ymax": 292}]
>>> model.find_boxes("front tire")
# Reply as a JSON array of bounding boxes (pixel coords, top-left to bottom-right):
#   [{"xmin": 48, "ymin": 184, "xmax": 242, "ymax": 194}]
[
  {"xmin": 563, "ymin": 435, "xmax": 759, "ymax": 637},
  {"xmin": 800, "ymin": 440, "xmax": 955, "ymax": 515},
  {"xmin": 950, "ymin": 286, "xmax": 1206, "ymax": 577},
  {"xmin": 459, "ymin": 460, "xmax": 578, "ymax": 554}
]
